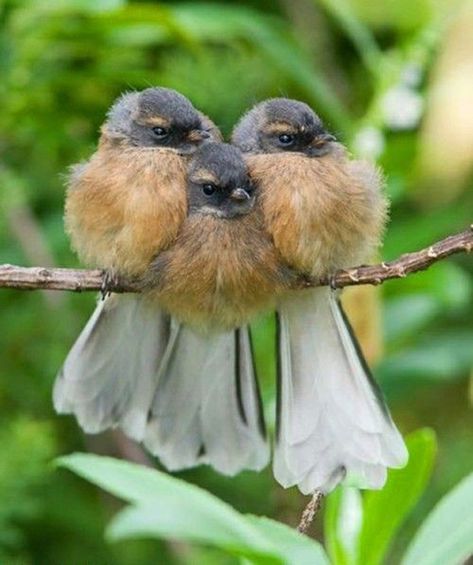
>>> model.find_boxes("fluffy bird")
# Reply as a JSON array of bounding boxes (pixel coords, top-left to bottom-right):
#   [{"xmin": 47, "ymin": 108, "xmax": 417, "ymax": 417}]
[
  {"xmin": 145, "ymin": 142, "xmax": 295, "ymax": 329},
  {"xmin": 56, "ymin": 99, "xmax": 294, "ymax": 474},
  {"xmin": 65, "ymin": 87, "xmax": 220, "ymax": 276},
  {"xmin": 141, "ymin": 142, "xmax": 297, "ymax": 473},
  {"xmin": 55, "ymin": 87, "xmax": 221, "ymax": 444},
  {"xmin": 232, "ymin": 98, "xmax": 408, "ymax": 494}
]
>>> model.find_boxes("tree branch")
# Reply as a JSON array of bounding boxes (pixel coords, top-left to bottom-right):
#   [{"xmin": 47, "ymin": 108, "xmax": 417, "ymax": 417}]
[
  {"xmin": 297, "ymin": 490, "xmax": 324, "ymax": 534},
  {"xmin": 0, "ymin": 227, "xmax": 471, "ymax": 293}
]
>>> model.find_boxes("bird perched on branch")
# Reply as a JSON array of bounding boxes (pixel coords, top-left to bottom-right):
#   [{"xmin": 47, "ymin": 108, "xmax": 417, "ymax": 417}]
[
  {"xmin": 56, "ymin": 92, "xmax": 293, "ymax": 475},
  {"xmin": 145, "ymin": 142, "xmax": 295, "ymax": 329},
  {"xmin": 232, "ymin": 98, "xmax": 408, "ymax": 494},
  {"xmin": 56, "ymin": 89, "xmax": 407, "ymax": 492},
  {"xmin": 65, "ymin": 87, "xmax": 221, "ymax": 277},
  {"xmin": 139, "ymin": 142, "xmax": 296, "ymax": 473},
  {"xmin": 55, "ymin": 87, "xmax": 223, "ymax": 445}
]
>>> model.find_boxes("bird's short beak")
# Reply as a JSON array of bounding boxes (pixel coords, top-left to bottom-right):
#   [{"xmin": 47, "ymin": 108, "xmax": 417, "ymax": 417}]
[
  {"xmin": 230, "ymin": 187, "xmax": 251, "ymax": 201},
  {"xmin": 187, "ymin": 129, "xmax": 211, "ymax": 143},
  {"xmin": 307, "ymin": 133, "xmax": 336, "ymax": 157},
  {"xmin": 312, "ymin": 133, "xmax": 336, "ymax": 147}
]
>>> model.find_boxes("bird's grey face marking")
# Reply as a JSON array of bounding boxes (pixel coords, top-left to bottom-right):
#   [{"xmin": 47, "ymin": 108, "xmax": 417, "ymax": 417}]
[
  {"xmin": 105, "ymin": 87, "xmax": 213, "ymax": 153},
  {"xmin": 188, "ymin": 143, "xmax": 255, "ymax": 219},
  {"xmin": 232, "ymin": 98, "xmax": 335, "ymax": 157}
]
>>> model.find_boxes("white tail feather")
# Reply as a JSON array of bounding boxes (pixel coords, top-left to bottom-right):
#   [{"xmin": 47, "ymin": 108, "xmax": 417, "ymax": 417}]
[
  {"xmin": 54, "ymin": 294, "xmax": 170, "ymax": 440},
  {"xmin": 274, "ymin": 287, "xmax": 408, "ymax": 494},
  {"xmin": 144, "ymin": 321, "xmax": 270, "ymax": 476}
]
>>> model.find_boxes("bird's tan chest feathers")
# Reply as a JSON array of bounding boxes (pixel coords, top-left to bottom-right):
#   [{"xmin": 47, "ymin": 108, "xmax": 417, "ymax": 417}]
[
  {"xmin": 147, "ymin": 211, "xmax": 295, "ymax": 329},
  {"xmin": 65, "ymin": 143, "xmax": 187, "ymax": 276},
  {"xmin": 246, "ymin": 149, "xmax": 388, "ymax": 277}
]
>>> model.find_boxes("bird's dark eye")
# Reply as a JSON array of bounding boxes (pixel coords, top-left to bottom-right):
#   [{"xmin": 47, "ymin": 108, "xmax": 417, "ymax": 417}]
[
  {"xmin": 152, "ymin": 126, "xmax": 169, "ymax": 138},
  {"xmin": 202, "ymin": 183, "xmax": 216, "ymax": 196},
  {"xmin": 278, "ymin": 133, "xmax": 295, "ymax": 145}
]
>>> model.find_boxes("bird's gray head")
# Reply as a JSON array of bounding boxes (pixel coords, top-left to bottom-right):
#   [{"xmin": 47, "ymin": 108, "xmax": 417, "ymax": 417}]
[
  {"xmin": 187, "ymin": 143, "xmax": 255, "ymax": 219},
  {"xmin": 105, "ymin": 87, "xmax": 216, "ymax": 153},
  {"xmin": 232, "ymin": 98, "xmax": 335, "ymax": 157}
]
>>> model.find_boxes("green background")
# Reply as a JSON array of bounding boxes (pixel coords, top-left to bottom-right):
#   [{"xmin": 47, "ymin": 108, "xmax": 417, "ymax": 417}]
[{"xmin": 0, "ymin": 0, "xmax": 472, "ymax": 563}]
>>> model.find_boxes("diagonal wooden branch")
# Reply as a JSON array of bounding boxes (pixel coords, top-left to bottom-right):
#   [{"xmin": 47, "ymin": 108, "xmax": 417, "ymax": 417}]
[{"xmin": 0, "ymin": 227, "xmax": 471, "ymax": 292}]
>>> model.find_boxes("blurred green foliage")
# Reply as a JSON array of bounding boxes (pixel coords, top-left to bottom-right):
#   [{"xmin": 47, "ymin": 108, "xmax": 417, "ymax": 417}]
[
  {"xmin": 56, "ymin": 436, "xmax": 473, "ymax": 565},
  {"xmin": 0, "ymin": 0, "xmax": 472, "ymax": 563}
]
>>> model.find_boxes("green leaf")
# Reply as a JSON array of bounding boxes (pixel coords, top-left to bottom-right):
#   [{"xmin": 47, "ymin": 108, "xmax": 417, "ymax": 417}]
[
  {"xmin": 383, "ymin": 263, "xmax": 472, "ymax": 345},
  {"xmin": 402, "ymin": 473, "xmax": 473, "ymax": 565},
  {"xmin": 324, "ymin": 488, "xmax": 349, "ymax": 565},
  {"xmin": 324, "ymin": 487, "xmax": 363, "ymax": 565},
  {"xmin": 110, "ymin": 509, "xmax": 330, "ymax": 565},
  {"xmin": 356, "ymin": 428, "xmax": 437, "ymax": 565},
  {"xmin": 57, "ymin": 454, "xmax": 330, "ymax": 564},
  {"xmin": 107, "ymin": 505, "xmax": 273, "ymax": 564},
  {"xmin": 58, "ymin": 454, "xmax": 278, "ymax": 562},
  {"xmin": 228, "ymin": 516, "xmax": 330, "ymax": 565}
]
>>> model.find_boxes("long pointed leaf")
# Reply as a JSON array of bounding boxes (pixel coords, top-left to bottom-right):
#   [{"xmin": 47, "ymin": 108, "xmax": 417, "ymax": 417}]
[
  {"xmin": 357, "ymin": 428, "xmax": 437, "ymax": 565},
  {"xmin": 57, "ymin": 454, "xmax": 279, "ymax": 563},
  {"xmin": 401, "ymin": 473, "xmax": 473, "ymax": 565},
  {"xmin": 57, "ymin": 453, "xmax": 329, "ymax": 564}
]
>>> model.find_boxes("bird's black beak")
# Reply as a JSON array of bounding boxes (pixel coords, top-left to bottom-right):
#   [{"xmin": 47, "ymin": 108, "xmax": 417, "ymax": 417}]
[
  {"xmin": 306, "ymin": 133, "xmax": 336, "ymax": 157},
  {"xmin": 187, "ymin": 129, "xmax": 211, "ymax": 143},
  {"xmin": 230, "ymin": 187, "xmax": 251, "ymax": 201},
  {"xmin": 320, "ymin": 133, "xmax": 336, "ymax": 143}
]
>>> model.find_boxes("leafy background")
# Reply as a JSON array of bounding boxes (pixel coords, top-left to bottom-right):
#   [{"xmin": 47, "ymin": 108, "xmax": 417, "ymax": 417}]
[{"xmin": 0, "ymin": 0, "xmax": 472, "ymax": 563}]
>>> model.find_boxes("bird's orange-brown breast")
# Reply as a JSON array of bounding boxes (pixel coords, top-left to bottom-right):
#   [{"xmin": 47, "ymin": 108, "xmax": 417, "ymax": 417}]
[
  {"xmin": 145, "ymin": 209, "xmax": 296, "ymax": 329},
  {"xmin": 65, "ymin": 140, "xmax": 187, "ymax": 276},
  {"xmin": 246, "ymin": 146, "xmax": 388, "ymax": 277}
]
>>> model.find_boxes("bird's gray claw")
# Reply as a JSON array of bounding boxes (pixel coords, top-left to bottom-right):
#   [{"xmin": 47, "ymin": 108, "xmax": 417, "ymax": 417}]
[
  {"xmin": 101, "ymin": 270, "xmax": 118, "ymax": 300},
  {"xmin": 328, "ymin": 273, "xmax": 338, "ymax": 290}
]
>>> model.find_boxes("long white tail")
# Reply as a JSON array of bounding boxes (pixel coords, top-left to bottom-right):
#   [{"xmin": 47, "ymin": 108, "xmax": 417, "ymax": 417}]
[
  {"xmin": 54, "ymin": 294, "xmax": 170, "ymax": 441},
  {"xmin": 274, "ymin": 287, "xmax": 408, "ymax": 494},
  {"xmin": 144, "ymin": 321, "xmax": 270, "ymax": 476}
]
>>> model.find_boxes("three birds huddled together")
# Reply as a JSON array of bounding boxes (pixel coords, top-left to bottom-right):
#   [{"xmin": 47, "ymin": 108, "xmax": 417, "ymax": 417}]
[{"xmin": 55, "ymin": 87, "xmax": 408, "ymax": 496}]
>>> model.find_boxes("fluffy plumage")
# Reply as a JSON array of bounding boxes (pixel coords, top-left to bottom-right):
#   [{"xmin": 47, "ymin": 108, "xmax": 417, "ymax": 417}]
[
  {"xmin": 247, "ymin": 146, "xmax": 387, "ymax": 275},
  {"xmin": 128, "ymin": 143, "xmax": 289, "ymax": 473},
  {"xmin": 146, "ymin": 211, "xmax": 295, "ymax": 329},
  {"xmin": 66, "ymin": 148, "xmax": 188, "ymax": 276},
  {"xmin": 57, "ymin": 130, "xmax": 277, "ymax": 477},
  {"xmin": 57, "ymin": 87, "xmax": 227, "ymax": 451},
  {"xmin": 232, "ymin": 97, "xmax": 331, "ymax": 156},
  {"xmin": 65, "ymin": 87, "xmax": 220, "ymax": 277},
  {"xmin": 232, "ymin": 98, "xmax": 407, "ymax": 494},
  {"xmin": 54, "ymin": 294, "xmax": 170, "ymax": 440},
  {"xmin": 145, "ymin": 143, "xmax": 297, "ymax": 329},
  {"xmin": 143, "ymin": 321, "xmax": 269, "ymax": 474},
  {"xmin": 275, "ymin": 288, "xmax": 407, "ymax": 494}
]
